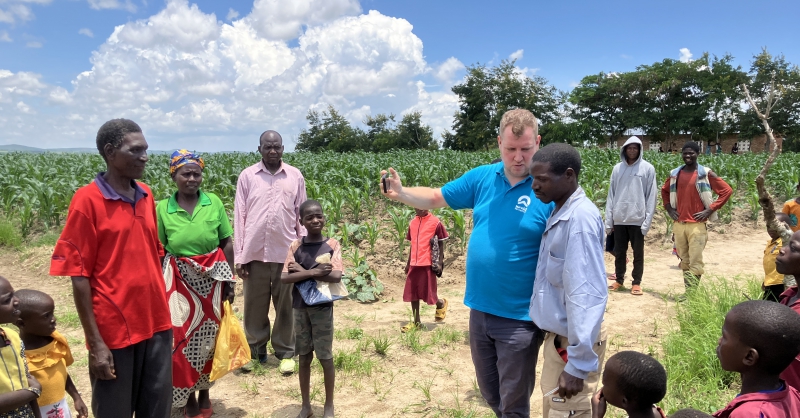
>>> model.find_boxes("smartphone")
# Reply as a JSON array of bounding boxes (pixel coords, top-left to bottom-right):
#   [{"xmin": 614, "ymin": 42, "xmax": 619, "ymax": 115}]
[{"xmin": 381, "ymin": 173, "xmax": 390, "ymax": 193}]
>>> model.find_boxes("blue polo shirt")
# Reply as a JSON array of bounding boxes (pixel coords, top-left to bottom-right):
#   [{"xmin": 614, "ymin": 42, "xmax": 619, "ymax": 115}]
[{"xmin": 441, "ymin": 162, "xmax": 554, "ymax": 320}]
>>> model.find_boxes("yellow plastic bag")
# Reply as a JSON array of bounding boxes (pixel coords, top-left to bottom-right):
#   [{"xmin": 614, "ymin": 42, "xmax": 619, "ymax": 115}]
[{"xmin": 209, "ymin": 300, "xmax": 251, "ymax": 381}]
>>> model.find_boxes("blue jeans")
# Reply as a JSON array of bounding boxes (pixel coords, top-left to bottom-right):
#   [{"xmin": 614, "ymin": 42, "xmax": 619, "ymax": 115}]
[{"xmin": 469, "ymin": 309, "xmax": 543, "ymax": 418}]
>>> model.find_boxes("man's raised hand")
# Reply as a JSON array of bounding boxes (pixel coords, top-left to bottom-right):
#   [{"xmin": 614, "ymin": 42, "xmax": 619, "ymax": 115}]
[{"xmin": 379, "ymin": 168, "xmax": 403, "ymax": 200}]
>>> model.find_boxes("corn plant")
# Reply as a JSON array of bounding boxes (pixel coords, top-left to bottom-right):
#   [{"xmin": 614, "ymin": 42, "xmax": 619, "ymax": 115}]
[
  {"xmin": 387, "ymin": 206, "xmax": 413, "ymax": 255},
  {"xmin": 364, "ymin": 220, "xmax": 381, "ymax": 254}
]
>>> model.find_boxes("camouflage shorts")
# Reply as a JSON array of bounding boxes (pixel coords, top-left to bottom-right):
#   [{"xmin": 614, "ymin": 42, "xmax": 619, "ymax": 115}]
[{"xmin": 294, "ymin": 306, "xmax": 334, "ymax": 360}]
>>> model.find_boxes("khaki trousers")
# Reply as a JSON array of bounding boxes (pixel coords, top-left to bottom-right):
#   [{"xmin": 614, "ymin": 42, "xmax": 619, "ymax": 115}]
[
  {"xmin": 673, "ymin": 221, "xmax": 708, "ymax": 277},
  {"xmin": 540, "ymin": 327, "xmax": 606, "ymax": 418},
  {"xmin": 243, "ymin": 261, "xmax": 295, "ymax": 359}
]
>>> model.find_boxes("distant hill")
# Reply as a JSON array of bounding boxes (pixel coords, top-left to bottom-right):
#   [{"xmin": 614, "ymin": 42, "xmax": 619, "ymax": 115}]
[{"xmin": 0, "ymin": 144, "xmax": 171, "ymax": 154}]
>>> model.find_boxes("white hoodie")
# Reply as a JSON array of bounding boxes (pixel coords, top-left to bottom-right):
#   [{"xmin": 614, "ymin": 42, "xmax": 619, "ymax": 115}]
[{"xmin": 604, "ymin": 136, "xmax": 657, "ymax": 235}]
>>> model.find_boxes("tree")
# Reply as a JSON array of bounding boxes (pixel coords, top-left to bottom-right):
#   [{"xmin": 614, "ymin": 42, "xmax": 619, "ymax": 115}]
[
  {"xmin": 296, "ymin": 105, "xmax": 367, "ymax": 152},
  {"xmin": 395, "ymin": 111, "xmax": 436, "ymax": 150},
  {"xmin": 444, "ymin": 60, "xmax": 560, "ymax": 150},
  {"xmin": 739, "ymin": 48, "xmax": 800, "ymax": 150},
  {"xmin": 570, "ymin": 72, "xmax": 640, "ymax": 144}
]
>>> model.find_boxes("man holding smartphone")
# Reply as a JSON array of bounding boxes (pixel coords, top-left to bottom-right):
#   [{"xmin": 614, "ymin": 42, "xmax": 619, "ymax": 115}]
[{"xmin": 381, "ymin": 109, "xmax": 553, "ymax": 417}]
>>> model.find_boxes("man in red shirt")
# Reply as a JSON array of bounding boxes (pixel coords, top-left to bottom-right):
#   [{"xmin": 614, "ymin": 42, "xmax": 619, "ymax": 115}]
[
  {"xmin": 660, "ymin": 142, "xmax": 732, "ymax": 289},
  {"xmin": 49, "ymin": 119, "xmax": 172, "ymax": 417}
]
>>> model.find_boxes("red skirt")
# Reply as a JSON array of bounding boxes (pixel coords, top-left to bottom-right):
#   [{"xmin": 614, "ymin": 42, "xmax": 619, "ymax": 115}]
[{"xmin": 403, "ymin": 265, "xmax": 438, "ymax": 305}]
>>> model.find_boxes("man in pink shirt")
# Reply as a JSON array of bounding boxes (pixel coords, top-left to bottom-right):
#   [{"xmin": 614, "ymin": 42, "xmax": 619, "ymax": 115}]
[{"xmin": 235, "ymin": 130, "xmax": 307, "ymax": 374}]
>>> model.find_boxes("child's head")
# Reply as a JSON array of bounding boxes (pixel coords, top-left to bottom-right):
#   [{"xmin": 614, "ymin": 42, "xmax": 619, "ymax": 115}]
[
  {"xmin": 669, "ymin": 409, "xmax": 713, "ymax": 418},
  {"xmin": 414, "ymin": 208, "xmax": 429, "ymax": 217},
  {"xmin": 299, "ymin": 199, "xmax": 324, "ymax": 234},
  {"xmin": 717, "ymin": 300, "xmax": 800, "ymax": 376},
  {"xmin": 0, "ymin": 276, "xmax": 20, "ymax": 325},
  {"xmin": 14, "ymin": 289, "xmax": 56, "ymax": 337},
  {"xmin": 768, "ymin": 213, "xmax": 791, "ymax": 240},
  {"xmin": 600, "ymin": 351, "xmax": 667, "ymax": 413},
  {"xmin": 775, "ymin": 230, "xmax": 800, "ymax": 275}
]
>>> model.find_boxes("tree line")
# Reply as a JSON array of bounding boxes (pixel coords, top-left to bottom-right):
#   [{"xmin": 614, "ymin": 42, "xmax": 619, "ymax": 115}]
[{"xmin": 295, "ymin": 48, "xmax": 800, "ymax": 152}]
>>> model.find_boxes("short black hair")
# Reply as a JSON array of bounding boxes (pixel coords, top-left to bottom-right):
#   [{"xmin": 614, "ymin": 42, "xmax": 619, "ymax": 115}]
[
  {"xmin": 669, "ymin": 409, "xmax": 713, "ymax": 418},
  {"xmin": 299, "ymin": 199, "xmax": 323, "ymax": 218},
  {"xmin": 682, "ymin": 141, "xmax": 700, "ymax": 153},
  {"xmin": 15, "ymin": 289, "xmax": 53, "ymax": 318},
  {"xmin": 96, "ymin": 119, "xmax": 142, "ymax": 160},
  {"xmin": 532, "ymin": 143, "xmax": 581, "ymax": 178},
  {"xmin": 607, "ymin": 351, "xmax": 667, "ymax": 407},
  {"xmin": 728, "ymin": 300, "xmax": 800, "ymax": 374}
]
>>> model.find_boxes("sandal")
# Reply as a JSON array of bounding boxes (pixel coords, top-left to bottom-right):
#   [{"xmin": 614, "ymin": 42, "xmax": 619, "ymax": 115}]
[
  {"xmin": 435, "ymin": 299, "xmax": 448, "ymax": 322},
  {"xmin": 401, "ymin": 322, "xmax": 421, "ymax": 333},
  {"xmin": 607, "ymin": 273, "xmax": 617, "ymax": 281},
  {"xmin": 608, "ymin": 282, "xmax": 623, "ymax": 291},
  {"xmin": 200, "ymin": 407, "xmax": 213, "ymax": 418},
  {"xmin": 631, "ymin": 285, "xmax": 643, "ymax": 296}
]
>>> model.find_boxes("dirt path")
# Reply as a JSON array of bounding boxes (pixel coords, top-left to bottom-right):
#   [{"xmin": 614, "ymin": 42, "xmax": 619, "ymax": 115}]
[{"xmin": 0, "ymin": 224, "xmax": 768, "ymax": 418}]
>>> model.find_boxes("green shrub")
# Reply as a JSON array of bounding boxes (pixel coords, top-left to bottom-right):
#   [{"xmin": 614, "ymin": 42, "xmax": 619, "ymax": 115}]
[
  {"xmin": 0, "ymin": 219, "xmax": 22, "ymax": 249},
  {"xmin": 659, "ymin": 277, "xmax": 762, "ymax": 414},
  {"xmin": 342, "ymin": 259, "xmax": 384, "ymax": 302}
]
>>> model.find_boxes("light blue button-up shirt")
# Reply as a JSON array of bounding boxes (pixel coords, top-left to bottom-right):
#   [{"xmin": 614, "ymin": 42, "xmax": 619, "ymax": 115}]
[{"xmin": 529, "ymin": 187, "xmax": 608, "ymax": 379}]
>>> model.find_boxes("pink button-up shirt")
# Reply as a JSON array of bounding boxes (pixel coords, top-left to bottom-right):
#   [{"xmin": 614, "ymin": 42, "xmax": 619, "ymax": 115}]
[{"xmin": 234, "ymin": 160, "xmax": 307, "ymax": 265}]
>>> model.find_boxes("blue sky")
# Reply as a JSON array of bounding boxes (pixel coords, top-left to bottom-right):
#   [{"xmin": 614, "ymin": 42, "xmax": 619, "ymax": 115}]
[{"xmin": 1, "ymin": 0, "xmax": 798, "ymax": 151}]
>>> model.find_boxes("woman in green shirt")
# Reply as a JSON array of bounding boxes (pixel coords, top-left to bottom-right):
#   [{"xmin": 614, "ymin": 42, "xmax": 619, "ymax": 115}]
[{"xmin": 156, "ymin": 150, "xmax": 235, "ymax": 418}]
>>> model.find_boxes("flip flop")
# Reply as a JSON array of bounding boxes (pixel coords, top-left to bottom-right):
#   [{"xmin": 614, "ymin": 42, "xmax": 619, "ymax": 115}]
[
  {"xmin": 608, "ymin": 282, "xmax": 623, "ymax": 291},
  {"xmin": 200, "ymin": 407, "xmax": 213, "ymax": 418},
  {"xmin": 631, "ymin": 285, "xmax": 643, "ymax": 296},
  {"xmin": 607, "ymin": 273, "xmax": 617, "ymax": 281},
  {"xmin": 435, "ymin": 299, "xmax": 448, "ymax": 322},
  {"xmin": 401, "ymin": 322, "xmax": 420, "ymax": 333}
]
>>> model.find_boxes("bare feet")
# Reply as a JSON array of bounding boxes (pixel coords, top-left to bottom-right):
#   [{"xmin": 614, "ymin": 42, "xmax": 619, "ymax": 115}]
[
  {"xmin": 323, "ymin": 403, "xmax": 334, "ymax": 418},
  {"xmin": 296, "ymin": 405, "xmax": 314, "ymax": 418}
]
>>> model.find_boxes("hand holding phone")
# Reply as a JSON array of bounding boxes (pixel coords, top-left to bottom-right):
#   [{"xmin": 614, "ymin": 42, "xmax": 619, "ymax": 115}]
[{"xmin": 381, "ymin": 173, "xmax": 390, "ymax": 193}]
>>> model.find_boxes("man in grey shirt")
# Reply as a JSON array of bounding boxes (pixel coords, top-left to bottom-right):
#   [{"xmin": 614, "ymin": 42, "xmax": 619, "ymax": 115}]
[
  {"xmin": 605, "ymin": 136, "xmax": 657, "ymax": 296},
  {"xmin": 528, "ymin": 143, "xmax": 608, "ymax": 418}
]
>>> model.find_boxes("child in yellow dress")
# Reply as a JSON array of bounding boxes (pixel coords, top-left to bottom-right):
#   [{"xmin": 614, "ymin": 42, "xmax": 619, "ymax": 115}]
[
  {"xmin": 0, "ymin": 276, "xmax": 41, "ymax": 418},
  {"xmin": 15, "ymin": 290, "xmax": 86, "ymax": 418}
]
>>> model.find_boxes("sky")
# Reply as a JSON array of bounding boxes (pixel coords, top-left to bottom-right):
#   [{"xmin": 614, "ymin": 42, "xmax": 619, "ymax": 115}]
[{"xmin": 1, "ymin": 0, "xmax": 799, "ymax": 152}]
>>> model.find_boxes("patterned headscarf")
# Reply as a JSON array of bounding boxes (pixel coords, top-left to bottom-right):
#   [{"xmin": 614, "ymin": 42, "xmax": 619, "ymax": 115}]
[{"xmin": 169, "ymin": 149, "xmax": 205, "ymax": 175}]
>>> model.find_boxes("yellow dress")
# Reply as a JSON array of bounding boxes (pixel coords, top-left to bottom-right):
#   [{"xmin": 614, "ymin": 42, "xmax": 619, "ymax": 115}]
[
  {"xmin": 26, "ymin": 331, "xmax": 73, "ymax": 407},
  {"xmin": 0, "ymin": 327, "xmax": 35, "ymax": 418}
]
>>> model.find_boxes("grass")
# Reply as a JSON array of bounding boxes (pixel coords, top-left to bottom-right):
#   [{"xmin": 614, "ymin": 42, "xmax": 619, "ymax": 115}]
[
  {"xmin": 400, "ymin": 327, "xmax": 431, "ymax": 354},
  {"xmin": 430, "ymin": 325, "xmax": 465, "ymax": 347},
  {"xmin": 55, "ymin": 310, "xmax": 82, "ymax": 329},
  {"xmin": 370, "ymin": 331, "xmax": 392, "ymax": 356},
  {"xmin": 658, "ymin": 276, "xmax": 762, "ymax": 414},
  {"xmin": 333, "ymin": 347, "xmax": 377, "ymax": 376},
  {"xmin": 0, "ymin": 219, "xmax": 22, "ymax": 249},
  {"xmin": 335, "ymin": 326, "xmax": 365, "ymax": 340}
]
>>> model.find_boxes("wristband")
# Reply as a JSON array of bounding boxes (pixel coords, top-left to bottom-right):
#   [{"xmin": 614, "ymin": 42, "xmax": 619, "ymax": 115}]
[{"xmin": 26, "ymin": 386, "xmax": 41, "ymax": 398}]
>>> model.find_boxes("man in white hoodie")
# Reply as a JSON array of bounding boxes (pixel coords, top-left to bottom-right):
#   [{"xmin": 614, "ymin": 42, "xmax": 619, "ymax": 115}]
[{"xmin": 605, "ymin": 136, "xmax": 657, "ymax": 296}]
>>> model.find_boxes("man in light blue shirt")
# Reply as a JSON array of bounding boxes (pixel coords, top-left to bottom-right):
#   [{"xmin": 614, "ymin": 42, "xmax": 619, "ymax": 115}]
[
  {"xmin": 381, "ymin": 109, "xmax": 554, "ymax": 417},
  {"xmin": 529, "ymin": 143, "xmax": 608, "ymax": 418}
]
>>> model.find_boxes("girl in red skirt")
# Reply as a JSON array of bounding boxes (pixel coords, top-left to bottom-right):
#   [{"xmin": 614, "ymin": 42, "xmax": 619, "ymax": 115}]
[{"xmin": 402, "ymin": 208, "xmax": 449, "ymax": 332}]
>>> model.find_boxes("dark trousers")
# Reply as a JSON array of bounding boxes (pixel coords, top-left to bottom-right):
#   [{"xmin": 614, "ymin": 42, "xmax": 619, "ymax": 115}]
[
  {"xmin": 613, "ymin": 225, "xmax": 645, "ymax": 285},
  {"xmin": 469, "ymin": 309, "xmax": 543, "ymax": 418},
  {"xmin": 90, "ymin": 329, "xmax": 172, "ymax": 418},
  {"xmin": 764, "ymin": 284, "xmax": 785, "ymax": 303}
]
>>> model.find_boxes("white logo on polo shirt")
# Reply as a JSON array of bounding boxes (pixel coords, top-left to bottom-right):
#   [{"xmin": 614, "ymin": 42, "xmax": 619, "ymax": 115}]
[{"xmin": 515, "ymin": 195, "xmax": 531, "ymax": 213}]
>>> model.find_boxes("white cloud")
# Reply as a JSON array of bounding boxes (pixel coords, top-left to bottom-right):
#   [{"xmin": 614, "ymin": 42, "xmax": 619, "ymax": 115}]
[
  {"xmin": 679, "ymin": 47, "xmax": 693, "ymax": 63},
  {"xmin": 25, "ymin": 40, "xmax": 41, "ymax": 48},
  {"xmin": 78, "ymin": 28, "xmax": 94, "ymax": 37},
  {"xmin": 16, "ymin": 100, "xmax": 33, "ymax": 114},
  {"xmin": 87, "ymin": 0, "xmax": 136, "ymax": 12},
  {"xmin": 226, "ymin": 8, "xmax": 239, "ymax": 21},
  {"xmin": 245, "ymin": 0, "xmax": 360, "ymax": 40},
  {"xmin": 0, "ymin": 0, "xmax": 460, "ymax": 151},
  {"xmin": 432, "ymin": 57, "xmax": 463, "ymax": 85},
  {"xmin": 0, "ymin": 31, "xmax": 10, "ymax": 42},
  {"xmin": 0, "ymin": 3, "xmax": 33, "ymax": 24},
  {"xmin": 509, "ymin": 49, "xmax": 523, "ymax": 61}
]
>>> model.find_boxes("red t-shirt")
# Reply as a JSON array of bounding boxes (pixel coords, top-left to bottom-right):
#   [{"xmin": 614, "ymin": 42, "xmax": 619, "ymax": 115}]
[
  {"xmin": 713, "ymin": 384, "xmax": 800, "ymax": 418},
  {"xmin": 49, "ymin": 180, "xmax": 171, "ymax": 349},
  {"xmin": 660, "ymin": 170, "xmax": 733, "ymax": 223},
  {"xmin": 405, "ymin": 214, "xmax": 448, "ymax": 266},
  {"xmin": 780, "ymin": 286, "xmax": 800, "ymax": 391}
]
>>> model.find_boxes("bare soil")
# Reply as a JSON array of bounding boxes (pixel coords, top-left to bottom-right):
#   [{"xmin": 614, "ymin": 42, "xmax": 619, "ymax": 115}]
[{"xmin": 0, "ymin": 216, "xmax": 769, "ymax": 418}]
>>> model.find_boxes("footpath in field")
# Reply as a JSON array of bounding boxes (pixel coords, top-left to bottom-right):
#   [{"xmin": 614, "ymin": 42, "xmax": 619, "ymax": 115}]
[{"xmin": 0, "ymin": 224, "xmax": 767, "ymax": 418}]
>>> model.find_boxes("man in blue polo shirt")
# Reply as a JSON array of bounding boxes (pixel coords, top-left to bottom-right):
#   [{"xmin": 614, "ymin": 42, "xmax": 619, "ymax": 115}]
[{"xmin": 381, "ymin": 109, "xmax": 553, "ymax": 417}]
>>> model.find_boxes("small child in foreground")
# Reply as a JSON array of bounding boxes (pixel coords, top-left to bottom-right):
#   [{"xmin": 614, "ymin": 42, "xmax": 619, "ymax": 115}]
[
  {"xmin": 0, "ymin": 276, "xmax": 42, "ymax": 418},
  {"xmin": 591, "ymin": 351, "xmax": 668, "ymax": 418},
  {"xmin": 402, "ymin": 208, "xmax": 448, "ymax": 332},
  {"xmin": 712, "ymin": 300, "xmax": 800, "ymax": 417},
  {"xmin": 762, "ymin": 213, "xmax": 792, "ymax": 302},
  {"xmin": 15, "ymin": 290, "xmax": 87, "ymax": 418},
  {"xmin": 281, "ymin": 199, "xmax": 342, "ymax": 418}
]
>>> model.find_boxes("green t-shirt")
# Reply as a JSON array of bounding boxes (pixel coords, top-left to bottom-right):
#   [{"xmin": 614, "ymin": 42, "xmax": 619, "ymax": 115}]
[{"xmin": 156, "ymin": 190, "xmax": 233, "ymax": 257}]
